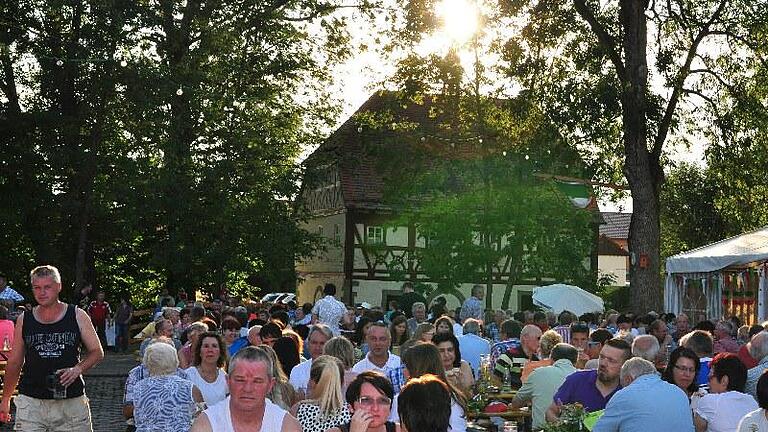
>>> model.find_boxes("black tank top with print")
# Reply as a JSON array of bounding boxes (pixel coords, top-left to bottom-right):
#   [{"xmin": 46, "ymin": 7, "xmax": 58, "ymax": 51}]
[{"xmin": 19, "ymin": 304, "xmax": 85, "ymax": 399}]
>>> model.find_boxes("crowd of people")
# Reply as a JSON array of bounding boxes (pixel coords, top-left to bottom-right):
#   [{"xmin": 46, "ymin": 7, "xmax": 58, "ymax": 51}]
[{"xmin": 6, "ymin": 270, "xmax": 768, "ymax": 431}]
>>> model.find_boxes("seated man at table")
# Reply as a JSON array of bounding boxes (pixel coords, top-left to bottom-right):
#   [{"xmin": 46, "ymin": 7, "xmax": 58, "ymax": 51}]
[
  {"xmin": 546, "ymin": 339, "xmax": 631, "ymax": 422},
  {"xmin": 493, "ymin": 324, "xmax": 541, "ymax": 389},
  {"xmin": 593, "ymin": 357, "xmax": 694, "ymax": 431},
  {"xmin": 509, "ymin": 343, "xmax": 578, "ymax": 430}
]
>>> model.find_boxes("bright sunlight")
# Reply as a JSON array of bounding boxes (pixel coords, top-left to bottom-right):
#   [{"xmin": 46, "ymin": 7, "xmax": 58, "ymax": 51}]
[{"xmin": 435, "ymin": 0, "xmax": 480, "ymax": 44}]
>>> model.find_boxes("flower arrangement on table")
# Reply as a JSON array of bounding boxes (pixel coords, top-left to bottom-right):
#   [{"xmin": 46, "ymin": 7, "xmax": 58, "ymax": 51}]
[{"xmin": 540, "ymin": 403, "xmax": 585, "ymax": 432}]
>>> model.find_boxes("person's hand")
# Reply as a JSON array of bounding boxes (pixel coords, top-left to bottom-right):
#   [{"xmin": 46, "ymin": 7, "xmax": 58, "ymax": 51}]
[
  {"xmin": 59, "ymin": 365, "xmax": 83, "ymax": 387},
  {"xmin": 0, "ymin": 398, "xmax": 12, "ymax": 423},
  {"xmin": 349, "ymin": 409, "xmax": 373, "ymax": 432}
]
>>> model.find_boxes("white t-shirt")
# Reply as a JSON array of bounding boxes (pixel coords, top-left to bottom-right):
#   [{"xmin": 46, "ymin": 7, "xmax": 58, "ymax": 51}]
[
  {"xmin": 352, "ymin": 353, "xmax": 401, "ymax": 375},
  {"xmin": 695, "ymin": 391, "xmax": 759, "ymax": 432},
  {"xmin": 185, "ymin": 367, "xmax": 229, "ymax": 406},
  {"xmin": 289, "ymin": 358, "xmax": 312, "ymax": 392},
  {"xmin": 738, "ymin": 409, "xmax": 768, "ymax": 432}
]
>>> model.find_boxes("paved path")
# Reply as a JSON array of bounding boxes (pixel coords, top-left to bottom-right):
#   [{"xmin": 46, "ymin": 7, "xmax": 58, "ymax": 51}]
[{"xmin": 1, "ymin": 351, "xmax": 138, "ymax": 432}]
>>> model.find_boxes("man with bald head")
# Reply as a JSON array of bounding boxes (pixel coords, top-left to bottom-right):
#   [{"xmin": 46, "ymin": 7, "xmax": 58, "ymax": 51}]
[{"xmin": 494, "ymin": 324, "xmax": 542, "ymax": 389}]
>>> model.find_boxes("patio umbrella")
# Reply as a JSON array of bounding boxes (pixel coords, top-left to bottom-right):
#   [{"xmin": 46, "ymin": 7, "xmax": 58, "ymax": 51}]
[{"xmin": 532, "ymin": 284, "xmax": 605, "ymax": 316}]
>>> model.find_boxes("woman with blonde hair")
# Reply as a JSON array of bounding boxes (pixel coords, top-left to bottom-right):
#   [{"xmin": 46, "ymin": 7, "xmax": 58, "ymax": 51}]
[
  {"xmin": 290, "ymin": 355, "xmax": 352, "ymax": 432},
  {"xmin": 260, "ymin": 344, "xmax": 298, "ymax": 409},
  {"xmin": 324, "ymin": 336, "xmax": 358, "ymax": 392}
]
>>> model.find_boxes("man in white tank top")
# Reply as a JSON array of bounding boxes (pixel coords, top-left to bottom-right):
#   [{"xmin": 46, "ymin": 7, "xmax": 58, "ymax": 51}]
[{"xmin": 191, "ymin": 346, "xmax": 301, "ymax": 432}]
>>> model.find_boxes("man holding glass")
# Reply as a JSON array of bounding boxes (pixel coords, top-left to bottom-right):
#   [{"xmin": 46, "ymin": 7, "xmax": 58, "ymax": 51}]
[{"xmin": 0, "ymin": 265, "xmax": 104, "ymax": 431}]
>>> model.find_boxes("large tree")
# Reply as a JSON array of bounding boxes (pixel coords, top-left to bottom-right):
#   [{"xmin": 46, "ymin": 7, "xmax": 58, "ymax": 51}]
[
  {"xmin": 0, "ymin": 0, "xmax": 369, "ymax": 302},
  {"xmin": 494, "ymin": 0, "xmax": 768, "ymax": 312}
]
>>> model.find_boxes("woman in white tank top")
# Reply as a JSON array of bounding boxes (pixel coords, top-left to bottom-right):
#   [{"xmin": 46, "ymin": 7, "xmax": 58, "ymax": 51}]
[{"xmin": 185, "ymin": 332, "xmax": 229, "ymax": 405}]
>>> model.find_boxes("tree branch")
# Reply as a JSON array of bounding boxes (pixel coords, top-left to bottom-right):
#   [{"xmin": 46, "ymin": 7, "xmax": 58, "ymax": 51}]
[
  {"xmin": 573, "ymin": 0, "xmax": 626, "ymax": 82},
  {"xmin": 651, "ymin": 0, "xmax": 728, "ymax": 161}
]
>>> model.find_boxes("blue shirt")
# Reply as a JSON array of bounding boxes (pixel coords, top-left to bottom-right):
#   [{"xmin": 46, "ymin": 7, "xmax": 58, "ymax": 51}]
[
  {"xmin": 593, "ymin": 374, "xmax": 694, "ymax": 432},
  {"xmin": 553, "ymin": 369, "xmax": 620, "ymax": 413},
  {"xmin": 460, "ymin": 296, "xmax": 484, "ymax": 322},
  {"xmin": 457, "ymin": 333, "xmax": 491, "ymax": 379}
]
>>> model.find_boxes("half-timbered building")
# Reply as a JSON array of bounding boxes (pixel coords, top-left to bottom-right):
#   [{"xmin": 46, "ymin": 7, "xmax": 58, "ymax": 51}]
[{"xmin": 296, "ymin": 92, "xmax": 600, "ymax": 311}]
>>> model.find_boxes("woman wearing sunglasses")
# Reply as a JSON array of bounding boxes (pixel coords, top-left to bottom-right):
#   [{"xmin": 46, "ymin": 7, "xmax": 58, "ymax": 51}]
[{"xmin": 327, "ymin": 371, "xmax": 399, "ymax": 432}]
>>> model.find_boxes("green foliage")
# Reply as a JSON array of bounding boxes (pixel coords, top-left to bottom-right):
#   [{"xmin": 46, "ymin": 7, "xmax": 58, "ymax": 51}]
[{"xmin": 0, "ymin": 0, "xmax": 365, "ymax": 304}]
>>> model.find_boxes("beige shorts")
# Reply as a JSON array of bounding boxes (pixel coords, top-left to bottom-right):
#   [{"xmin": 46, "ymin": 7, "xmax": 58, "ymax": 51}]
[{"xmin": 13, "ymin": 394, "xmax": 93, "ymax": 432}]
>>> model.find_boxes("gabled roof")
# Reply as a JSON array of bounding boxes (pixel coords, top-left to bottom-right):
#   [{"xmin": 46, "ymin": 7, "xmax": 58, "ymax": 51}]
[
  {"xmin": 599, "ymin": 212, "xmax": 631, "ymax": 239},
  {"xmin": 304, "ymin": 91, "xmax": 593, "ymax": 210}
]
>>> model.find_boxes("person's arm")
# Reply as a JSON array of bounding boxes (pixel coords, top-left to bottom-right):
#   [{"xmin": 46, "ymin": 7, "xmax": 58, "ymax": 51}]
[
  {"xmin": 545, "ymin": 402, "xmax": 561, "ymax": 422},
  {"xmin": 190, "ymin": 412, "xmax": 213, "ymax": 432},
  {"xmin": 693, "ymin": 413, "xmax": 708, "ymax": 432},
  {"xmin": 192, "ymin": 386, "xmax": 204, "ymax": 403},
  {"xmin": 0, "ymin": 313, "xmax": 26, "ymax": 420},
  {"xmin": 122, "ymin": 404, "xmax": 134, "ymax": 420},
  {"xmin": 60, "ymin": 308, "xmax": 105, "ymax": 386},
  {"xmin": 281, "ymin": 412, "xmax": 302, "ymax": 432},
  {"xmin": 460, "ymin": 361, "xmax": 474, "ymax": 390},
  {"xmin": 509, "ymin": 376, "xmax": 534, "ymax": 409}
]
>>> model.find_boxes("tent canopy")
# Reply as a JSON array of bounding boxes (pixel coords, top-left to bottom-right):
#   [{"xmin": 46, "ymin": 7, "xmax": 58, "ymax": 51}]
[
  {"xmin": 666, "ymin": 226, "xmax": 768, "ymax": 274},
  {"xmin": 532, "ymin": 284, "xmax": 604, "ymax": 316}
]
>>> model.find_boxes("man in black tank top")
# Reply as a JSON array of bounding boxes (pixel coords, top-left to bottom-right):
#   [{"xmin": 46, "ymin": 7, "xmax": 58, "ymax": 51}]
[{"xmin": 0, "ymin": 265, "xmax": 104, "ymax": 431}]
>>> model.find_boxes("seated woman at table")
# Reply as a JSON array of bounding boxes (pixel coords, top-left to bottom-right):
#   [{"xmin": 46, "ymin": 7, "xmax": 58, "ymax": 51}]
[
  {"xmin": 694, "ymin": 353, "xmax": 758, "ymax": 432},
  {"xmin": 662, "ymin": 346, "xmax": 700, "ymax": 398},
  {"xmin": 392, "ymin": 342, "xmax": 467, "ymax": 432},
  {"xmin": 433, "ymin": 332, "xmax": 474, "ymax": 395},
  {"xmin": 327, "ymin": 371, "xmax": 400, "ymax": 432}
]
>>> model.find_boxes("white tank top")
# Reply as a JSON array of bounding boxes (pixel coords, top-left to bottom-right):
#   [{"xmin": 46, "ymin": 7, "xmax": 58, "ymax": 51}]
[
  {"xmin": 185, "ymin": 366, "xmax": 229, "ymax": 405},
  {"xmin": 204, "ymin": 397, "xmax": 287, "ymax": 432}
]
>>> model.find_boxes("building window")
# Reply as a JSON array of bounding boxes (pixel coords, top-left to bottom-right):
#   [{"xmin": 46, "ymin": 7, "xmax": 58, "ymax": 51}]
[
  {"xmin": 334, "ymin": 224, "xmax": 341, "ymax": 243},
  {"xmin": 367, "ymin": 226, "xmax": 384, "ymax": 245}
]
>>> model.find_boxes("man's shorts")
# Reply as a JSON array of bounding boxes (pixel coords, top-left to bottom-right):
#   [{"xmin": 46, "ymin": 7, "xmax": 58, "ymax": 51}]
[{"xmin": 13, "ymin": 394, "xmax": 92, "ymax": 432}]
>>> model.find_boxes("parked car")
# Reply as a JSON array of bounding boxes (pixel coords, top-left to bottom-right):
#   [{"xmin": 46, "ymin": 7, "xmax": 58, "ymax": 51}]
[{"xmin": 260, "ymin": 293, "xmax": 297, "ymax": 305}]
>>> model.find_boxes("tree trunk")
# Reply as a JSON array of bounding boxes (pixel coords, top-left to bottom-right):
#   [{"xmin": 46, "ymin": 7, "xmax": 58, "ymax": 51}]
[{"xmin": 621, "ymin": 0, "xmax": 663, "ymax": 313}]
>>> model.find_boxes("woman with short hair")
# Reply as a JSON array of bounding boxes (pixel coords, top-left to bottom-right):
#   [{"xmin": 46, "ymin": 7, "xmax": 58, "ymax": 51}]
[
  {"xmin": 434, "ymin": 316, "xmax": 455, "ymax": 336},
  {"xmin": 398, "ymin": 374, "xmax": 451, "ymax": 432},
  {"xmin": 327, "ymin": 371, "xmax": 400, "ymax": 432},
  {"xmin": 694, "ymin": 353, "xmax": 758, "ymax": 432},
  {"xmin": 662, "ymin": 346, "xmax": 700, "ymax": 397},
  {"xmin": 133, "ymin": 342, "xmax": 203, "ymax": 431},
  {"xmin": 290, "ymin": 355, "xmax": 352, "ymax": 432}
]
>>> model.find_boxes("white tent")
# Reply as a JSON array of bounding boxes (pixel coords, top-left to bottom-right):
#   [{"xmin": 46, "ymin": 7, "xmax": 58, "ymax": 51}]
[
  {"xmin": 665, "ymin": 226, "xmax": 768, "ymax": 320},
  {"xmin": 533, "ymin": 284, "xmax": 604, "ymax": 316}
]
